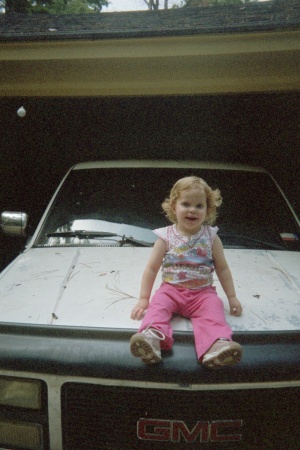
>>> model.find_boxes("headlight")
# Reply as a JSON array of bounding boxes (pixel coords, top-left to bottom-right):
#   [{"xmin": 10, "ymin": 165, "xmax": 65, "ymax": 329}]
[
  {"xmin": 0, "ymin": 376, "xmax": 42, "ymax": 409},
  {"xmin": 0, "ymin": 420, "xmax": 42, "ymax": 450}
]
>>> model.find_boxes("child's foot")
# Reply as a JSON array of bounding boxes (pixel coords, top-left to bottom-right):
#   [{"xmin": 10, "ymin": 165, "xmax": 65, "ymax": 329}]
[
  {"xmin": 202, "ymin": 339, "xmax": 242, "ymax": 369},
  {"xmin": 130, "ymin": 327, "xmax": 165, "ymax": 364}
]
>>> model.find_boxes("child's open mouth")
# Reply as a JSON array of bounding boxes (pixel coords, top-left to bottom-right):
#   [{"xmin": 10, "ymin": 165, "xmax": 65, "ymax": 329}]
[{"xmin": 186, "ymin": 216, "xmax": 197, "ymax": 222}]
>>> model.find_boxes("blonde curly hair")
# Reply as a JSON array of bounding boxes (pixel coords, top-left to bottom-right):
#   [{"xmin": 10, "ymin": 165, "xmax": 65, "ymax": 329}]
[{"xmin": 162, "ymin": 176, "xmax": 222, "ymax": 225}]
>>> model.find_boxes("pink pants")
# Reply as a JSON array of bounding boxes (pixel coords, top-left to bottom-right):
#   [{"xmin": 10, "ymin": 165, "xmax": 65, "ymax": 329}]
[{"xmin": 139, "ymin": 283, "xmax": 232, "ymax": 360}]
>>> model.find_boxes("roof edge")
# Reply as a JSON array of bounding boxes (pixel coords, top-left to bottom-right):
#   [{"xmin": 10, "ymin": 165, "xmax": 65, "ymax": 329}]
[{"xmin": 0, "ymin": 2, "xmax": 299, "ymax": 42}]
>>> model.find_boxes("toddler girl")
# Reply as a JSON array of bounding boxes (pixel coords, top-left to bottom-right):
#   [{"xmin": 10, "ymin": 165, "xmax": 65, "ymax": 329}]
[{"xmin": 130, "ymin": 176, "xmax": 243, "ymax": 369}]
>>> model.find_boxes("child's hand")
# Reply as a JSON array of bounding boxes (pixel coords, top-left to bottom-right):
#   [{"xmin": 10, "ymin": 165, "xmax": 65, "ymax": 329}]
[
  {"xmin": 229, "ymin": 297, "xmax": 243, "ymax": 316},
  {"xmin": 131, "ymin": 298, "xmax": 149, "ymax": 320}
]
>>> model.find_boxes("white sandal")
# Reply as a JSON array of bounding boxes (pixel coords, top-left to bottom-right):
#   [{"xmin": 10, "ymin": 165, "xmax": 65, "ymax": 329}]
[
  {"xmin": 202, "ymin": 339, "xmax": 242, "ymax": 369},
  {"xmin": 130, "ymin": 326, "xmax": 165, "ymax": 364}
]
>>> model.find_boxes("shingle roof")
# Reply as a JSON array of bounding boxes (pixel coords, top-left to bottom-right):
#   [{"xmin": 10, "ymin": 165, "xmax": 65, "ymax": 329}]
[{"xmin": 0, "ymin": 1, "xmax": 299, "ymax": 42}]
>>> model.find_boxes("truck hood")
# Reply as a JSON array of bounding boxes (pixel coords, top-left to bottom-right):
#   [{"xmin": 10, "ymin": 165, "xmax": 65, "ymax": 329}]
[{"xmin": 0, "ymin": 247, "xmax": 299, "ymax": 331}]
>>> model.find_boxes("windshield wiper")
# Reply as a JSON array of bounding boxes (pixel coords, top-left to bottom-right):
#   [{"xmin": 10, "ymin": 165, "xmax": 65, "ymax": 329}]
[
  {"xmin": 46, "ymin": 230, "xmax": 118, "ymax": 239},
  {"xmin": 46, "ymin": 231, "xmax": 153, "ymax": 247},
  {"xmin": 119, "ymin": 236, "xmax": 153, "ymax": 247},
  {"xmin": 219, "ymin": 233, "xmax": 286, "ymax": 250}
]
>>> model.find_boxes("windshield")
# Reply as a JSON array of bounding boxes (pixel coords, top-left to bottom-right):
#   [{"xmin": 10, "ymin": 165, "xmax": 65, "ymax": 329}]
[{"xmin": 34, "ymin": 167, "xmax": 299, "ymax": 250}]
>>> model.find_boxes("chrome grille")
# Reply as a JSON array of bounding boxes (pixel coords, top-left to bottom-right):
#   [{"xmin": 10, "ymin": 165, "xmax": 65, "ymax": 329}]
[{"xmin": 61, "ymin": 383, "xmax": 299, "ymax": 449}]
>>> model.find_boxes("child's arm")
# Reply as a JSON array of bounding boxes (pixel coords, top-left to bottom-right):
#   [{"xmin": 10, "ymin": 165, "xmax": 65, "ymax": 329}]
[
  {"xmin": 212, "ymin": 235, "xmax": 243, "ymax": 316},
  {"xmin": 130, "ymin": 237, "xmax": 166, "ymax": 320}
]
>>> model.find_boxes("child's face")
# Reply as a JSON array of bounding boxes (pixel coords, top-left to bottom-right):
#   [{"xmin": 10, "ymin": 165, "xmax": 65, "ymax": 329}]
[{"xmin": 172, "ymin": 188, "xmax": 207, "ymax": 235}]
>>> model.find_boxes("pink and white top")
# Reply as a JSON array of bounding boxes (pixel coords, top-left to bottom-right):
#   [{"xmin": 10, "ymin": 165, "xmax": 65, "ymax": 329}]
[{"xmin": 154, "ymin": 224, "xmax": 218, "ymax": 290}]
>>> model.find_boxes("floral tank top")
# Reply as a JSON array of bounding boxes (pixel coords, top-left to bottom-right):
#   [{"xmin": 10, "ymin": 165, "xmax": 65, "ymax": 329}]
[{"xmin": 154, "ymin": 224, "xmax": 218, "ymax": 290}]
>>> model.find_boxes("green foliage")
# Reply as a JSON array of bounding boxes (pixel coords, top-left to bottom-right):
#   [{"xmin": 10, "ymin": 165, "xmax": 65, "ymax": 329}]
[
  {"xmin": 5, "ymin": 0, "xmax": 109, "ymax": 13},
  {"xmin": 4, "ymin": 0, "xmax": 263, "ymax": 15},
  {"xmin": 5, "ymin": 0, "xmax": 29, "ymax": 13},
  {"xmin": 183, "ymin": 0, "xmax": 249, "ymax": 5}
]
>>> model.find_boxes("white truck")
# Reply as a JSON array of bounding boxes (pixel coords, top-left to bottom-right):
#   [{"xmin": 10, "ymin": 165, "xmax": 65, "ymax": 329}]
[{"xmin": 0, "ymin": 160, "xmax": 299, "ymax": 449}]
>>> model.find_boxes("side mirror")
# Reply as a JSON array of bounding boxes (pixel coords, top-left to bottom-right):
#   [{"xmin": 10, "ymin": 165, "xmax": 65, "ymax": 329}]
[{"xmin": 0, "ymin": 212, "xmax": 28, "ymax": 237}]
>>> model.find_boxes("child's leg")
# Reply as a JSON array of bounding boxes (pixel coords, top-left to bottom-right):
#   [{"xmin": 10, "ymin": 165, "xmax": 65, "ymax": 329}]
[
  {"xmin": 188, "ymin": 287, "xmax": 233, "ymax": 360},
  {"xmin": 138, "ymin": 283, "xmax": 179, "ymax": 351}
]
